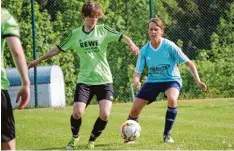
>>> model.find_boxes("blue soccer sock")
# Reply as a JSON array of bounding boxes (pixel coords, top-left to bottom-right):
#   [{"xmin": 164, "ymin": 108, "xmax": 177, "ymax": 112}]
[
  {"xmin": 127, "ymin": 115, "xmax": 139, "ymax": 122},
  {"xmin": 164, "ymin": 107, "xmax": 177, "ymax": 136}
]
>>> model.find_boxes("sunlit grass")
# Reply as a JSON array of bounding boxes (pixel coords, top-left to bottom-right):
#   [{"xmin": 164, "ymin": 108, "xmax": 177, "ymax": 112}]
[{"xmin": 14, "ymin": 98, "xmax": 234, "ymax": 150}]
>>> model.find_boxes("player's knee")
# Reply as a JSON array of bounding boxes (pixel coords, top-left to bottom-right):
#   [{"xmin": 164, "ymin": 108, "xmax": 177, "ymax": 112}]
[
  {"xmin": 73, "ymin": 111, "xmax": 83, "ymax": 119},
  {"xmin": 130, "ymin": 107, "xmax": 140, "ymax": 117},
  {"xmin": 168, "ymin": 98, "xmax": 177, "ymax": 108},
  {"xmin": 1, "ymin": 139, "xmax": 16, "ymax": 150},
  {"xmin": 100, "ymin": 112, "xmax": 110, "ymax": 120}
]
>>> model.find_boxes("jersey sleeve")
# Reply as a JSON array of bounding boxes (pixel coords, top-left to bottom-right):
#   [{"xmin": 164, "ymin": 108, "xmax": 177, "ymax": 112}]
[
  {"xmin": 2, "ymin": 14, "xmax": 20, "ymax": 38},
  {"xmin": 171, "ymin": 43, "xmax": 189, "ymax": 64},
  {"xmin": 57, "ymin": 32, "xmax": 73, "ymax": 52},
  {"xmin": 135, "ymin": 47, "xmax": 146, "ymax": 73},
  {"xmin": 104, "ymin": 25, "xmax": 122, "ymax": 43}
]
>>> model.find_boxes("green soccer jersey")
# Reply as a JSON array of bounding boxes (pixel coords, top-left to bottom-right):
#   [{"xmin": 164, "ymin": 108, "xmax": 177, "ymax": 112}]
[
  {"xmin": 58, "ymin": 24, "xmax": 122, "ymax": 85},
  {"xmin": 1, "ymin": 8, "xmax": 20, "ymax": 90}
]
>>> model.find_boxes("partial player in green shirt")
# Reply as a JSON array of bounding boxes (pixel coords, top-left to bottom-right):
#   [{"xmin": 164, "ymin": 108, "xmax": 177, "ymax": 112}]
[
  {"xmin": 28, "ymin": 2, "xmax": 139, "ymax": 149},
  {"xmin": 1, "ymin": 8, "xmax": 30, "ymax": 150}
]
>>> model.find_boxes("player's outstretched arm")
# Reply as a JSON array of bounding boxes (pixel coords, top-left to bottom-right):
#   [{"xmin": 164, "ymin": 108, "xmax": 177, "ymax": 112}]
[
  {"xmin": 7, "ymin": 36, "xmax": 30, "ymax": 109},
  {"xmin": 121, "ymin": 35, "xmax": 139, "ymax": 56},
  {"xmin": 28, "ymin": 46, "xmax": 60, "ymax": 69},
  {"xmin": 185, "ymin": 60, "xmax": 207, "ymax": 92}
]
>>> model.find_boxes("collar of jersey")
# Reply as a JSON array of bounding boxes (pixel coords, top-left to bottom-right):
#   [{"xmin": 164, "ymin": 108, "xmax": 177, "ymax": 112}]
[
  {"xmin": 149, "ymin": 38, "xmax": 163, "ymax": 51},
  {"xmin": 82, "ymin": 25, "xmax": 95, "ymax": 34}
]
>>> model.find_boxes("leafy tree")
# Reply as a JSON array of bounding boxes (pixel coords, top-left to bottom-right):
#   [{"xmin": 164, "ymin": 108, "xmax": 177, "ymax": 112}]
[
  {"xmin": 191, "ymin": 2, "xmax": 234, "ymax": 98},
  {"xmin": 2, "ymin": 0, "xmax": 61, "ymax": 103},
  {"xmin": 156, "ymin": 0, "xmax": 233, "ymax": 59},
  {"xmin": 104, "ymin": 0, "xmax": 150, "ymax": 101},
  {"xmin": 2, "ymin": 0, "xmax": 233, "ymax": 104}
]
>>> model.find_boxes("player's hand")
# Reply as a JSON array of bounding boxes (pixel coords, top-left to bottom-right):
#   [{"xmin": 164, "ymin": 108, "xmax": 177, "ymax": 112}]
[
  {"xmin": 129, "ymin": 44, "xmax": 139, "ymax": 56},
  {"xmin": 28, "ymin": 59, "xmax": 40, "ymax": 69},
  {"xmin": 133, "ymin": 80, "xmax": 141, "ymax": 90},
  {"xmin": 16, "ymin": 84, "xmax": 30, "ymax": 110},
  {"xmin": 196, "ymin": 81, "xmax": 207, "ymax": 92}
]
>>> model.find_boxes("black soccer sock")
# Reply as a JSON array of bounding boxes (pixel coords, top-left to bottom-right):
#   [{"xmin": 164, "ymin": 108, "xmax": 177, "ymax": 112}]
[
  {"xmin": 89, "ymin": 117, "xmax": 108, "ymax": 142},
  {"xmin": 164, "ymin": 107, "xmax": 178, "ymax": 136},
  {"xmin": 70, "ymin": 115, "xmax": 82, "ymax": 138},
  {"xmin": 127, "ymin": 115, "xmax": 139, "ymax": 122}
]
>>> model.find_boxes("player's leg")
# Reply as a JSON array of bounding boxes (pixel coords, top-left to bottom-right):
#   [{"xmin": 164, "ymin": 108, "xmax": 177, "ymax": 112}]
[
  {"xmin": 87, "ymin": 83, "xmax": 113, "ymax": 149},
  {"xmin": 1, "ymin": 139, "xmax": 15, "ymax": 150},
  {"xmin": 1, "ymin": 90, "xmax": 16, "ymax": 150},
  {"xmin": 126, "ymin": 83, "xmax": 159, "ymax": 144},
  {"xmin": 88, "ymin": 99, "xmax": 112, "ymax": 145},
  {"xmin": 70, "ymin": 102, "xmax": 86, "ymax": 138},
  {"xmin": 66, "ymin": 102, "xmax": 86, "ymax": 149},
  {"xmin": 128, "ymin": 82, "xmax": 159, "ymax": 122},
  {"xmin": 124, "ymin": 97, "xmax": 148, "ymax": 144},
  {"xmin": 66, "ymin": 84, "xmax": 94, "ymax": 149},
  {"xmin": 163, "ymin": 81, "xmax": 180, "ymax": 143},
  {"xmin": 128, "ymin": 98, "xmax": 148, "ymax": 122}
]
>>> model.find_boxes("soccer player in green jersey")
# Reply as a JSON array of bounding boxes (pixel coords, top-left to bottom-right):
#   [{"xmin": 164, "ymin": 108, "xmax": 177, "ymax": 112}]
[
  {"xmin": 28, "ymin": 1, "xmax": 139, "ymax": 149},
  {"xmin": 1, "ymin": 8, "xmax": 30, "ymax": 150}
]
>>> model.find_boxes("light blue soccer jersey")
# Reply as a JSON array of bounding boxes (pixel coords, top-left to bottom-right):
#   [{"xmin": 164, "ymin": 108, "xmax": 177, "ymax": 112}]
[{"xmin": 135, "ymin": 38, "xmax": 189, "ymax": 87}]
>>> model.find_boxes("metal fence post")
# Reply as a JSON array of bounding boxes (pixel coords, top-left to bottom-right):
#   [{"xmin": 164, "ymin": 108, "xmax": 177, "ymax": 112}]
[
  {"xmin": 30, "ymin": 0, "xmax": 38, "ymax": 107},
  {"xmin": 149, "ymin": 0, "xmax": 153, "ymax": 18}
]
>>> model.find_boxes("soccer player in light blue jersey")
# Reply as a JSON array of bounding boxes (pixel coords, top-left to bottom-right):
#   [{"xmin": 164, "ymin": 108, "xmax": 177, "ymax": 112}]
[
  {"xmin": 126, "ymin": 17, "xmax": 207, "ymax": 144},
  {"xmin": 28, "ymin": 1, "xmax": 139, "ymax": 149}
]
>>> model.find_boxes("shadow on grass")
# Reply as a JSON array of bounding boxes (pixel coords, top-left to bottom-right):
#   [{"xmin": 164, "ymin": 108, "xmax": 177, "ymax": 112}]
[
  {"xmin": 41, "ymin": 143, "xmax": 118, "ymax": 150},
  {"xmin": 41, "ymin": 145, "xmax": 86, "ymax": 150}
]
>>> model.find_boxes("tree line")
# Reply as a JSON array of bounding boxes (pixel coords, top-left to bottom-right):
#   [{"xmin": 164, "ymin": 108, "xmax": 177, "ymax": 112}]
[{"xmin": 2, "ymin": 0, "xmax": 234, "ymax": 104}]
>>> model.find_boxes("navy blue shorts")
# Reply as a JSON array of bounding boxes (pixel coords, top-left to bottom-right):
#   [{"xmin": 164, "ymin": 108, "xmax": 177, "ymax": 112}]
[
  {"xmin": 73, "ymin": 83, "xmax": 114, "ymax": 105},
  {"xmin": 136, "ymin": 81, "xmax": 181, "ymax": 104}
]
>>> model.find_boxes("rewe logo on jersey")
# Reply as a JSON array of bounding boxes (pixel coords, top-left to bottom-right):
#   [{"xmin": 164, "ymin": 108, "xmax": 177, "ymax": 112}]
[{"xmin": 80, "ymin": 40, "xmax": 99, "ymax": 48}]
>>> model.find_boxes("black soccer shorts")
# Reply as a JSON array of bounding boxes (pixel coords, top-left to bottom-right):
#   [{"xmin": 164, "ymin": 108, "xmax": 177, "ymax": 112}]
[
  {"xmin": 73, "ymin": 83, "xmax": 114, "ymax": 105},
  {"xmin": 1, "ymin": 90, "xmax": 15, "ymax": 142}
]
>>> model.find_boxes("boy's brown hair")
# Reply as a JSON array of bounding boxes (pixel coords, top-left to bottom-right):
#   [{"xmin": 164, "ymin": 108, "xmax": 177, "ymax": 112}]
[{"xmin": 82, "ymin": 2, "xmax": 104, "ymax": 18}]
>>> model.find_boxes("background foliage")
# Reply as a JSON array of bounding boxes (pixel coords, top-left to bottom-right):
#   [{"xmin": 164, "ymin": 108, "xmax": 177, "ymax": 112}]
[{"xmin": 2, "ymin": 0, "xmax": 234, "ymax": 105}]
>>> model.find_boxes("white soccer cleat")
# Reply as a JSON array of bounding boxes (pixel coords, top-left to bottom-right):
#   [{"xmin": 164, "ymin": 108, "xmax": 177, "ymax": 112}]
[{"xmin": 164, "ymin": 135, "xmax": 174, "ymax": 143}]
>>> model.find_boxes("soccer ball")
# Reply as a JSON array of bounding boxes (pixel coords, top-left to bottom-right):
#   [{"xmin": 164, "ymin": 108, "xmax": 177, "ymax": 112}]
[{"xmin": 120, "ymin": 120, "xmax": 141, "ymax": 141}]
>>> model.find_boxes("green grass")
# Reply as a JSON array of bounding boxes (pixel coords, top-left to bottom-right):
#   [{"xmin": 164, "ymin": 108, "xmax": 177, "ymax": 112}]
[{"xmin": 14, "ymin": 98, "xmax": 234, "ymax": 150}]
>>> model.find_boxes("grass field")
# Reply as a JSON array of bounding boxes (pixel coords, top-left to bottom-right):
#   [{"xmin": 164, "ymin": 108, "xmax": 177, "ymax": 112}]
[{"xmin": 14, "ymin": 98, "xmax": 234, "ymax": 150}]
